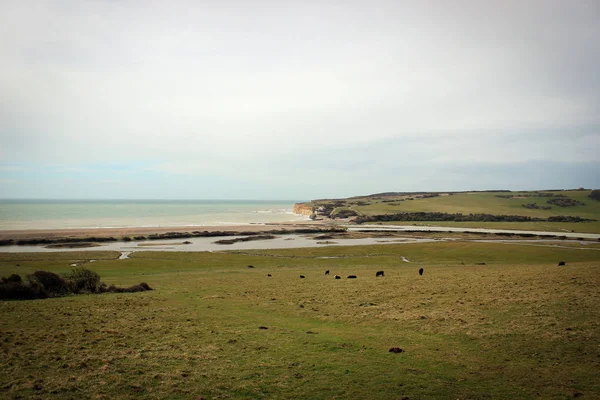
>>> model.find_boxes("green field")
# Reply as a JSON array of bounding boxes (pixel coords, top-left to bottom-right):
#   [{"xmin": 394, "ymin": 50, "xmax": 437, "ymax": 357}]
[
  {"xmin": 1, "ymin": 242, "xmax": 600, "ymax": 399},
  {"xmin": 311, "ymin": 190, "xmax": 600, "ymax": 233},
  {"xmin": 377, "ymin": 220, "xmax": 600, "ymax": 234}
]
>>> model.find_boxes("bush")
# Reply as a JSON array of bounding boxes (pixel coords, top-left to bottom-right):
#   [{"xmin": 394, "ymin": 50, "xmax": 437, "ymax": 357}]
[
  {"xmin": 100, "ymin": 282, "xmax": 153, "ymax": 293},
  {"xmin": 589, "ymin": 190, "xmax": 600, "ymax": 201},
  {"xmin": 1, "ymin": 270, "xmax": 152, "ymax": 301},
  {"xmin": 63, "ymin": 267, "xmax": 101, "ymax": 293},
  {"xmin": 330, "ymin": 208, "xmax": 359, "ymax": 219},
  {"xmin": 522, "ymin": 203, "xmax": 551, "ymax": 210},
  {"xmin": 28, "ymin": 270, "xmax": 70, "ymax": 296},
  {"xmin": 547, "ymin": 216, "xmax": 595, "ymax": 222},
  {"xmin": 0, "ymin": 281, "xmax": 47, "ymax": 300},
  {"xmin": 1, "ymin": 274, "xmax": 22, "ymax": 283},
  {"xmin": 546, "ymin": 198, "xmax": 585, "ymax": 207}
]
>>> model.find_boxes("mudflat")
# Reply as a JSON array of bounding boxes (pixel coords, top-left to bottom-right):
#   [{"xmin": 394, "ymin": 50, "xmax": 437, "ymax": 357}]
[{"xmin": 0, "ymin": 221, "xmax": 327, "ymax": 241}]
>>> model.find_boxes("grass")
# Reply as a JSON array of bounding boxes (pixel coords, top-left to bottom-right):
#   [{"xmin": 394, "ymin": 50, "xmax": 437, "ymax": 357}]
[
  {"xmin": 342, "ymin": 190, "xmax": 600, "ymax": 233},
  {"xmin": 1, "ymin": 242, "xmax": 599, "ymax": 399},
  {"xmin": 353, "ymin": 190, "xmax": 600, "ymax": 218},
  {"xmin": 376, "ymin": 220, "xmax": 600, "ymax": 234}
]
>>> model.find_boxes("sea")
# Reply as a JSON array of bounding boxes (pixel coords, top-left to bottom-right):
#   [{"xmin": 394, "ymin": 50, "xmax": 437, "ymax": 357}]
[{"xmin": 0, "ymin": 199, "xmax": 309, "ymax": 230}]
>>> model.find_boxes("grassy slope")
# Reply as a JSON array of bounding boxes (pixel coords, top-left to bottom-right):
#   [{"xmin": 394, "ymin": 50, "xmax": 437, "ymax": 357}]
[
  {"xmin": 1, "ymin": 243, "xmax": 600, "ymax": 399},
  {"xmin": 349, "ymin": 190, "xmax": 600, "ymax": 233}
]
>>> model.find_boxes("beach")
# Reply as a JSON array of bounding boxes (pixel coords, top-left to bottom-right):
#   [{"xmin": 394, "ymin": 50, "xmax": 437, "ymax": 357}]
[{"xmin": 0, "ymin": 220, "xmax": 330, "ymax": 242}]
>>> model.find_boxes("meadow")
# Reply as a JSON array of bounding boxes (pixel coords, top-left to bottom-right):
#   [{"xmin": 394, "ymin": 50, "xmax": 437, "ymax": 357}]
[
  {"xmin": 310, "ymin": 190, "xmax": 600, "ymax": 233},
  {"xmin": 1, "ymin": 241, "xmax": 599, "ymax": 399}
]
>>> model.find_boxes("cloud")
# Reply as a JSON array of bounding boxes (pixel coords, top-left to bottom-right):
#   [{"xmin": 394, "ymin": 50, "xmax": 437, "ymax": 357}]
[{"xmin": 0, "ymin": 0, "xmax": 599, "ymax": 198}]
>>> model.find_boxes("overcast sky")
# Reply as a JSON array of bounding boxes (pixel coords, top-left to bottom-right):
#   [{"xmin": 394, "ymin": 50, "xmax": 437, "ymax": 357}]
[{"xmin": 1, "ymin": 0, "xmax": 599, "ymax": 200}]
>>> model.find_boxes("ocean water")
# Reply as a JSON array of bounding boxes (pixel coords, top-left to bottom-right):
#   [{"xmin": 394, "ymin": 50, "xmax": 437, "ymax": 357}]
[{"xmin": 0, "ymin": 200, "xmax": 309, "ymax": 230}]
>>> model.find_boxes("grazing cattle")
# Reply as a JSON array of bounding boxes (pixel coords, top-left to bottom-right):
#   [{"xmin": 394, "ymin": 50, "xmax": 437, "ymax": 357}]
[
  {"xmin": 267, "ymin": 274, "xmax": 272, "ymax": 277},
  {"xmin": 376, "ymin": 271, "xmax": 384, "ymax": 277},
  {"xmin": 347, "ymin": 275, "xmax": 357, "ymax": 279},
  {"xmin": 325, "ymin": 270, "xmax": 330, "ymax": 275},
  {"xmin": 334, "ymin": 275, "xmax": 341, "ymax": 279},
  {"xmin": 247, "ymin": 265, "xmax": 254, "ymax": 268},
  {"xmin": 558, "ymin": 261, "xmax": 566, "ymax": 266},
  {"xmin": 419, "ymin": 268, "xmax": 424, "ymax": 276},
  {"xmin": 300, "ymin": 275, "xmax": 305, "ymax": 279}
]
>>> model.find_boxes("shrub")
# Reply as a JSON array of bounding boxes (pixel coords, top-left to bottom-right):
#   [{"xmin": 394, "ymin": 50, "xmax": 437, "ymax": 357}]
[
  {"xmin": 330, "ymin": 208, "xmax": 359, "ymax": 219},
  {"xmin": 1, "ymin": 270, "xmax": 152, "ymax": 301},
  {"xmin": 522, "ymin": 203, "xmax": 551, "ymax": 210},
  {"xmin": 1, "ymin": 274, "xmax": 22, "ymax": 283},
  {"xmin": 63, "ymin": 267, "xmax": 101, "ymax": 293},
  {"xmin": 547, "ymin": 216, "xmax": 595, "ymax": 222},
  {"xmin": 101, "ymin": 282, "xmax": 153, "ymax": 293},
  {"xmin": 546, "ymin": 198, "xmax": 585, "ymax": 207},
  {"xmin": 0, "ymin": 281, "xmax": 47, "ymax": 300},
  {"xmin": 28, "ymin": 271, "xmax": 70, "ymax": 296},
  {"xmin": 589, "ymin": 190, "xmax": 600, "ymax": 201}
]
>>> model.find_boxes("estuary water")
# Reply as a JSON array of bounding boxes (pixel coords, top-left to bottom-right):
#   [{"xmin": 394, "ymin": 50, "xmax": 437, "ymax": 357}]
[
  {"xmin": 0, "ymin": 199, "xmax": 309, "ymax": 230},
  {"xmin": 0, "ymin": 235, "xmax": 437, "ymax": 253}
]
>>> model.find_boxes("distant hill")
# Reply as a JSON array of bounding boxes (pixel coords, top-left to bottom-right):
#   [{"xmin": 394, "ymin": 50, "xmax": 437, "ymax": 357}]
[{"xmin": 296, "ymin": 189, "xmax": 600, "ymax": 234}]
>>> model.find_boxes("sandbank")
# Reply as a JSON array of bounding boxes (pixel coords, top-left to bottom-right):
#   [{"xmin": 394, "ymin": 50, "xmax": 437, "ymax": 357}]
[{"xmin": 0, "ymin": 221, "xmax": 331, "ymax": 242}]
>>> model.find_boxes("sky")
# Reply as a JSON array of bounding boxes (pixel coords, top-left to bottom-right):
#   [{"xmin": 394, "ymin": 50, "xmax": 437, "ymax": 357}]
[{"xmin": 1, "ymin": 0, "xmax": 599, "ymax": 200}]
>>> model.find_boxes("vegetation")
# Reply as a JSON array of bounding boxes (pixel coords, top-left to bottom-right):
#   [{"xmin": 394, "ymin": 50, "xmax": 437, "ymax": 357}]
[
  {"xmin": 300, "ymin": 190, "xmax": 600, "ymax": 233},
  {"xmin": 1, "ymin": 242, "xmax": 599, "ymax": 399},
  {"xmin": 0, "ymin": 267, "xmax": 152, "ymax": 300},
  {"xmin": 546, "ymin": 197, "xmax": 585, "ymax": 207},
  {"xmin": 0, "ymin": 228, "xmax": 345, "ymax": 247},
  {"xmin": 329, "ymin": 208, "xmax": 359, "ymax": 219},
  {"xmin": 521, "ymin": 203, "xmax": 551, "ymax": 210},
  {"xmin": 589, "ymin": 189, "xmax": 600, "ymax": 201},
  {"xmin": 354, "ymin": 211, "xmax": 595, "ymax": 224},
  {"xmin": 213, "ymin": 234, "xmax": 277, "ymax": 245}
]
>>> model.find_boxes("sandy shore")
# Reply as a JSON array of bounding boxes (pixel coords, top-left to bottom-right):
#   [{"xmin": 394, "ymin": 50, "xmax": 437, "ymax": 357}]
[{"xmin": 0, "ymin": 221, "xmax": 333, "ymax": 241}]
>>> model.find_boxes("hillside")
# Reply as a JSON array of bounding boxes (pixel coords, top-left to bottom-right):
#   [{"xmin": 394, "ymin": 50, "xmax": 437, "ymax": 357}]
[{"xmin": 296, "ymin": 189, "xmax": 600, "ymax": 233}]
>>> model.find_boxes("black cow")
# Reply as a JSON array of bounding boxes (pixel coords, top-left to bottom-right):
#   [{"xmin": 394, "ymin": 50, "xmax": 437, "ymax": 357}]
[
  {"xmin": 376, "ymin": 271, "xmax": 384, "ymax": 277},
  {"xmin": 334, "ymin": 275, "xmax": 341, "ymax": 279},
  {"xmin": 325, "ymin": 270, "xmax": 330, "ymax": 275},
  {"xmin": 558, "ymin": 261, "xmax": 566, "ymax": 266},
  {"xmin": 419, "ymin": 268, "xmax": 424, "ymax": 276},
  {"xmin": 267, "ymin": 274, "xmax": 272, "ymax": 277},
  {"xmin": 347, "ymin": 275, "xmax": 357, "ymax": 279},
  {"xmin": 300, "ymin": 275, "xmax": 305, "ymax": 279}
]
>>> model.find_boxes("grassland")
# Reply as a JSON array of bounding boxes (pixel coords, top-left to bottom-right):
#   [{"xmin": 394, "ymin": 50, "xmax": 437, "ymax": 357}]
[
  {"xmin": 309, "ymin": 190, "xmax": 600, "ymax": 233},
  {"xmin": 379, "ymin": 221, "xmax": 600, "ymax": 234},
  {"xmin": 1, "ymin": 241, "xmax": 600, "ymax": 399}
]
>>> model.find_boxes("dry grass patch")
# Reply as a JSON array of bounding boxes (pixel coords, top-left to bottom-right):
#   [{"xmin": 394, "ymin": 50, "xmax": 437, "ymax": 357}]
[{"xmin": 1, "ymin": 243, "xmax": 599, "ymax": 399}]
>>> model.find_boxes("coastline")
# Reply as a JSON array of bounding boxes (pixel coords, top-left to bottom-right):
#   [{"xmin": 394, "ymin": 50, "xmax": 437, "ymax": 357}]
[{"xmin": 0, "ymin": 220, "xmax": 333, "ymax": 242}]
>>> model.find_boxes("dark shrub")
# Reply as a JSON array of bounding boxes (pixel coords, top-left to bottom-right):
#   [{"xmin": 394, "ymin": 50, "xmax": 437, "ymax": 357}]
[
  {"xmin": 589, "ymin": 190, "xmax": 600, "ymax": 201},
  {"xmin": 522, "ymin": 203, "xmax": 551, "ymax": 210},
  {"xmin": 546, "ymin": 198, "xmax": 585, "ymax": 207},
  {"xmin": 28, "ymin": 270, "xmax": 70, "ymax": 296},
  {"xmin": 136, "ymin": 282, "xmax": 152, "ymax": 291},
  {"xmin": 330, "ymin": 209, "xmax": 359, "ymax": 219},
  {"xmin": 1, "ymin": 274, "xmax": 22, "ymax": 283},
  {"xmin": 63, "ymin": 267, "xmax": 101, "ymax": 293},
  {"xmin": 103, "ymin": 282, "xmax": 153, "ymax": 293},
  {"xmin": 0, "ymin": 281, "xmax": 47, "ymax": 300},
  {"xmin": 548, "ymin": 216, "xmax": 595, "ymax": 222}
]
